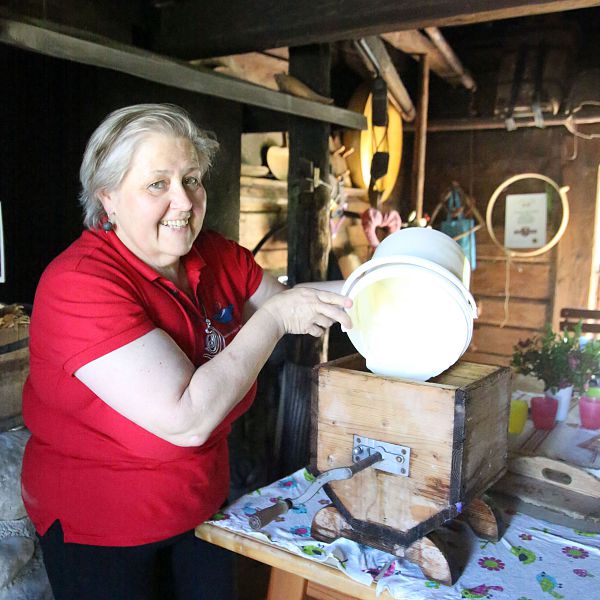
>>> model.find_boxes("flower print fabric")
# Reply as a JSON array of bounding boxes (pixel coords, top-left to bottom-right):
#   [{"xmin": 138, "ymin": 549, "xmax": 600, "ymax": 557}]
[{"xmin": 208, "ymin": 468, "xmax": 600, "ymax": 599}]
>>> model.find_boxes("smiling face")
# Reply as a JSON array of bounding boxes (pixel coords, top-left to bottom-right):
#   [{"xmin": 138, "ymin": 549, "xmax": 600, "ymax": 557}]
[{"xmin": 99, "ymin": 133, "xmax": 206, "ymax": 274}]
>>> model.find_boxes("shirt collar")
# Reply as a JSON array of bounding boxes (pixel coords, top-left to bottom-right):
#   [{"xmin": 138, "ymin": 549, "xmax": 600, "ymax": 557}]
[
  {"xmin": 182, "ymin": 243, "xmax": 206, "ymax": 293},
  {"xmin": 97, "ymin": 228, "xmax": 206, "ymax": 283}
]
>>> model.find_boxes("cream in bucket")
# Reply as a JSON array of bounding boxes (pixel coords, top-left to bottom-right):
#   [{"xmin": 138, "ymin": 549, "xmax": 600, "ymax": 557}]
[{"xmin": 341, "ymin": 228, "xmax": 477, "ymax": 381}]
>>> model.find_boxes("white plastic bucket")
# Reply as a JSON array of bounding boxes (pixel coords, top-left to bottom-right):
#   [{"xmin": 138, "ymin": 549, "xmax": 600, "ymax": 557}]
[
  {"xmin": 341, "ymin": 229, "xmax": 477, "ymax": 381},
  {"xmin": 374, "ymin": 227, "xmax": 471, "ymax": 289}
]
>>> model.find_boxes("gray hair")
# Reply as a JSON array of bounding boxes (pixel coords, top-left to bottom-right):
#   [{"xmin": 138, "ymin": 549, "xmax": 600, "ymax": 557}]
[{"xmin": 79, "ymin": 103, "xmax": 219, "ymax": 228}]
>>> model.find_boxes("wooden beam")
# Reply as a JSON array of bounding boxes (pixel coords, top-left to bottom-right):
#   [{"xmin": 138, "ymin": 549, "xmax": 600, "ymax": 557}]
[
  {"xmin": 411, "ymin": 54, "xmax": 430, "ymax": 221},
  {"xmin": 0, "ymin": 13, "xmax": 365, "ymax": 130},
  {"xmin": 423, "ymin": 27, "xmax": 476, "ymax": 90},
  {"xmin": 407, "ymin": 111, "xmax": 600, "ymax": 132},
  {"xmin": 281, "ymin": 44, "xmax": 332, "ymax": 473},
  {"xmin": 287, "ymin": 44, "xmax": 332, "ymax": 320},
  {"xmin": 150, "ymin": 0, "xmax": 600, "ymax": 59},
  {"xmin": 383, "ymin": 28, "xmax": 477, "ymax": 90},
  {"xmin": 382, "ymin": 30, "xmax": 457, "ymax": 81},
  {"xmin": 267, "ymin": 569, "xmax": 307, "ymax": 600},
  {"xmin": 552, "ymin": 139, "xmax": 600, "ymax": 328},
  {"xmin": 195, "ymin": 524, "xmax": 389, "ymax": 600},
  {"xmin": 355, "ymin": 36, "xmax": 416, "ymax": 121}
]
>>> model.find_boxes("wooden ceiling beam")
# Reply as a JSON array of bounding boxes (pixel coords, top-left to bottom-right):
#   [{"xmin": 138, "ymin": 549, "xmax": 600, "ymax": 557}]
[
  {"xmin": 0, "ymin": 13, "xmax": 365, "ymax": 130},
  {"xmin": 383, "ymin": 29, "xmax": 476, "ymax": 90},
  {"xmin": 150, "ymin": 0, "xmax": 600, "ymax": 59},
  {"xmin": 423, "ymin": 27, "xmax": 476, "ymax": 91},
  {"xmin": 382, "ymin": 29, "xmax": 462, "ymax": 85},
  {"xmin": 355, "ymin": 36, "xmax": 416, "ymax": 121}
]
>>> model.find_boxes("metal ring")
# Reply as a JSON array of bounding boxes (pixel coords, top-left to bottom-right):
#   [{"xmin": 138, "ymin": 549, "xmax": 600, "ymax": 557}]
[{"xmin": 485, "ymin": 172, "xmax": 570, "ymax": 258}]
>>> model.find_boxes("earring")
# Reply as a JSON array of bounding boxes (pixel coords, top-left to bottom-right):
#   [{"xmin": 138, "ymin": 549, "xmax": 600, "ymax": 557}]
[{"xmin": 102, "ymin": 213, "xmax": 115, "ymax": 232}]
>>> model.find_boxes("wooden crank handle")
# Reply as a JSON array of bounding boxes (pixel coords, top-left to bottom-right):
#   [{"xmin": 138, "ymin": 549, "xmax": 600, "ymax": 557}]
[{"xmin": 248, "ymin": 499, "xmax": 293, "ymax": 531}]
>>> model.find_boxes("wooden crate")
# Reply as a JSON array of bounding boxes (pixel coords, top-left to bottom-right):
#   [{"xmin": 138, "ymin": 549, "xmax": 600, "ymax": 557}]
[
  {"xmin": 0, "ymin": 321, "xmax": 29, "ymax": 431},
  {"xmin": 310, "ymin": 354, "xmax": 511, "ymax": 549}
]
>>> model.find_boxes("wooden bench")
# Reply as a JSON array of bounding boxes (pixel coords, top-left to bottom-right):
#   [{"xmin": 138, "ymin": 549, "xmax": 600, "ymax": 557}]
[{"xmin": 560, "ymin": 308, "xmax": 600, "ymax": 335}]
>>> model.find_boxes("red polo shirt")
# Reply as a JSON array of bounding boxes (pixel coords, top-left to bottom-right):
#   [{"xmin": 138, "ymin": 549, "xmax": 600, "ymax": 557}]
[{"xmin": 21, "ymin": 228, "xmax": 263, "ymax": 546}]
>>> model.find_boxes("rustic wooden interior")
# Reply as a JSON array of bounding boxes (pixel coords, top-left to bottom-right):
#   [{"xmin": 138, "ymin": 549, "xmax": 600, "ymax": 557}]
[{"xmin": 1, "ymin": 1, "xmax": 600, "ymax": 598}]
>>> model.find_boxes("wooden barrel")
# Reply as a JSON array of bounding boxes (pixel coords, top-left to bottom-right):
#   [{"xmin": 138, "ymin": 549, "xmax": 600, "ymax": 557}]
[{"xmin": 0, "ymin": 322, "xmax": 29, "ymax": 431}]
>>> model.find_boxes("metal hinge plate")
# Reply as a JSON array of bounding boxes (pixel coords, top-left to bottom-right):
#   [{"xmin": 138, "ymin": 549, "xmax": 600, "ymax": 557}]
[{"xmin": 352, "ymin": 435, "xmax": 411, "ymax": 477}]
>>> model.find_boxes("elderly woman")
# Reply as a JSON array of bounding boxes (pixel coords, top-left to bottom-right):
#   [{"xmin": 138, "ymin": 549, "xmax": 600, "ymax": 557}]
[{"xmin": 21, "ymin": 103, "xmax": 351, "ymax": 599}]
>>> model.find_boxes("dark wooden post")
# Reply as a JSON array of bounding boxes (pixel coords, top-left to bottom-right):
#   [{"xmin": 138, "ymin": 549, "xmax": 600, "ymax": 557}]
[{"xmin": 279, "ymin": 43, "xmax": 331, "ymax": 474}]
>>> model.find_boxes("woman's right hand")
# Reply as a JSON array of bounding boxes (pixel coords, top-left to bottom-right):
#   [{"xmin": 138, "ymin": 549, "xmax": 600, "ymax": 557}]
[{"xmin": 260, "ymin": 287, "xmax": 353, "ymax": 338}]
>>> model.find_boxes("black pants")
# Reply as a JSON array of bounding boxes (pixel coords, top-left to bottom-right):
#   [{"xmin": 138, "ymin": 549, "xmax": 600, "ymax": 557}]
[{"xmin": 39, "ymin": 521, "xmax": 235, "ymax": 600}]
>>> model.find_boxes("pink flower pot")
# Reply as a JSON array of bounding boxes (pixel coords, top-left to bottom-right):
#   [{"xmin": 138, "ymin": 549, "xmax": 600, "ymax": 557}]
[
  {"xmin": 579, "ymin": 396, "xmax": 600, "ymax": 430},
  {"xmin": 531, "ymin": 396, "xmax": 558, "ymax": 430}
]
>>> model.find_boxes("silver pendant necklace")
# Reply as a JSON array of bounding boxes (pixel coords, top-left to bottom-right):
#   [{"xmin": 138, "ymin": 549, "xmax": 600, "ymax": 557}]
[{"xmin": 199, "ymin": 300, "xmax": 225, "ymax": 359}]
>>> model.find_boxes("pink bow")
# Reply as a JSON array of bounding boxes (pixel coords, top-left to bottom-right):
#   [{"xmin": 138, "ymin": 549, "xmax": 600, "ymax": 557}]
[{"xmin": 361, "ymin": 208, "xmax": 402, "ymax": 248}]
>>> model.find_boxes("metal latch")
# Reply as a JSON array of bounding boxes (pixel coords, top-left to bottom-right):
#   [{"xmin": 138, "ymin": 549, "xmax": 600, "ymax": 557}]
[{"xmin": 352, "ymin": 435, "xmax": 411, "ymax": 477}]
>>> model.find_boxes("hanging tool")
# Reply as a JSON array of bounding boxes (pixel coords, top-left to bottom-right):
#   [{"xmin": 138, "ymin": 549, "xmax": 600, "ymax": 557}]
[
  {"xmin": 371, "ymin": 76, "xmax": 388, "ymax": 127},
  {"xmin": 531, "ymin": 44, "xmax": 546, "ymax": 128},
  {"xmin": 504, "ymin": 44, "xmax": 528, "ymax": 131},
  {"xmin": 249, "ymin": 452, "xmax": 383, "ymax": 531}
]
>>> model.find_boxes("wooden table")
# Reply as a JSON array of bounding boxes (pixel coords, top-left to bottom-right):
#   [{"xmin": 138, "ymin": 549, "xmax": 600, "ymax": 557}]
[{"xmin": 195, "ymin": 523, "xmax": 397, "ymax": 600}]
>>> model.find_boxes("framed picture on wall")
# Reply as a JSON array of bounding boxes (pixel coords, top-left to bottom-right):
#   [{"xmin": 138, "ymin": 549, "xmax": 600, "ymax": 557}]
[
  {"xmin": 0, "ymin": 202, "xmax": 5, "ymax": 283},
  {"xmin": 504, "ymin": 192, "xmax": 547, "ymax": 249}
]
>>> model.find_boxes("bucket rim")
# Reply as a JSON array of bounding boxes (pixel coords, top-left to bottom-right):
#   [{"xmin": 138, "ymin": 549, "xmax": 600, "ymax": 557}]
[
  {"xmin": 345, "ymin": 265, "xmax": 475, "ymax": 379},
  {"xmin": 345, "ymin": 263, "xmax": 474, "ymax": 355},
  {"xmin": 342, "ymin": 255, "xmax": 477, "ymax": 318}
]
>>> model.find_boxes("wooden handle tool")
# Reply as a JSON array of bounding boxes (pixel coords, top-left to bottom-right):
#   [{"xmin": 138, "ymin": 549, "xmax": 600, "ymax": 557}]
[{"xmin": 249, "ymin": 452, "xmax": 383, "ymax": 531}]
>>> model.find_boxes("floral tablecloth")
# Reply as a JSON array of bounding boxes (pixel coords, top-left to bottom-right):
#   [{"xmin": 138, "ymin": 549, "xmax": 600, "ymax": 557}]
[{"xmin": 209, "ymin": 468, "xmax": 600, "ymax": 600}]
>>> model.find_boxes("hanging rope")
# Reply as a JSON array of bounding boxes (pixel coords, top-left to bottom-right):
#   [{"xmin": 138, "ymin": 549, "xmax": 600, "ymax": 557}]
[{"xmin": 486, "ymin": 173, "xmax": 570, "ymax": 327}]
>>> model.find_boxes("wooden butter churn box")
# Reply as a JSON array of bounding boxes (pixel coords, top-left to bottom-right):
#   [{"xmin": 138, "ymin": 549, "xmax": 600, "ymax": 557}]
[{"xmin": 310, "ymin": 353, "xmax": 511, "ymax": 582}]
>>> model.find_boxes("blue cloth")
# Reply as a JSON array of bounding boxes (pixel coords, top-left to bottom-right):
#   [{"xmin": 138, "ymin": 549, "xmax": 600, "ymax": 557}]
[{"xmin": 440, "ymin": 188, "xmax": 477, "ymax": 271}]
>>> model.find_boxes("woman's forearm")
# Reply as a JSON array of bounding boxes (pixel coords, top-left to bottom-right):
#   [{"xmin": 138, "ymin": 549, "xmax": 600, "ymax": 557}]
[
  {"xmin": 76, "ymin": 287, "xmax": 350, "ymax": 447},
  {"xmin": 175, "ymin": 308, "xmax": 282, "ymax": 446},
  {"xmin": 295, "ymin": 280, "xmax": 345, "ymax": 294}
]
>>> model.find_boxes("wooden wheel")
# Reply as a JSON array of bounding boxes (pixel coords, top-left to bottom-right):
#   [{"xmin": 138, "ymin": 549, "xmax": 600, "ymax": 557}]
[
  {"xmin": 311, "ymin": 506, "xmax": 352, "ymax": 544},
  {"xmin": 404, "ymin": 531, "xmax": 459, "ymax": 586},
  {"xmin": 463, "ymin": 496, "xmax": 505, "ymax": 542},
  {"xmin": 312, "ymin": 506, "xmax": 462, "ymax": 586}
]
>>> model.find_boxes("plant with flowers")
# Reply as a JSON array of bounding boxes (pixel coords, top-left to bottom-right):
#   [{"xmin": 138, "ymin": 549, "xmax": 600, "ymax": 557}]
[{"xmin": 511, "ymin": 322, "xmax": 600, "ymax": 393}]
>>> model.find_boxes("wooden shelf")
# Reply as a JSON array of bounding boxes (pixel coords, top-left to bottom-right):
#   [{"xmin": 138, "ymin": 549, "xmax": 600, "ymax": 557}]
[{"xmin": 0, "ymin": 11, "xmax": 366, "ymax": 131}]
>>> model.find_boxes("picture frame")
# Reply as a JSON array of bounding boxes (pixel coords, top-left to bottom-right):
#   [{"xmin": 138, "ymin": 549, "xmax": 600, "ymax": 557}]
[{"xmin": 504, "ymin": 192, "xmax": 547, "ymax": 249}]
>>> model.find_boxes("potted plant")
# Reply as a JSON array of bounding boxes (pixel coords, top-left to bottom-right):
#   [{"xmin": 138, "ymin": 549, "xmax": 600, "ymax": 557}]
[{"xmin": 512, "ymin": 322, "xmax": 600, "ymax": 421}]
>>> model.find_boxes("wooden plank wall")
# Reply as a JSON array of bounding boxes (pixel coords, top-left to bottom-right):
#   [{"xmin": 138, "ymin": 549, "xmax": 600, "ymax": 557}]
[
  {"xmin": 240, "ymin": 178, "xmax": 372, "ymax": 280},
  {"xmin": 239, "ymin": 176, "xmax": 288, "ymax": 276},
  {"xmin": 241, "ymin": 130, "xmax": 600, "ymax": 372},
  {"xmin": 463, "ymin": 228, "xmax": 554, "ymax": 367},
  {"xmin": 552, "ymin": 138, "xmax": 600, "ymax": 326},
  {"xmin": 239, "ymin": 181, "xmax": 555, "ymax": 368}
]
